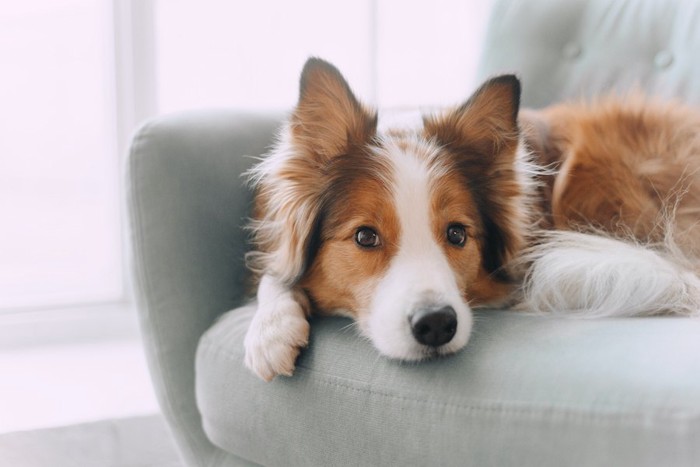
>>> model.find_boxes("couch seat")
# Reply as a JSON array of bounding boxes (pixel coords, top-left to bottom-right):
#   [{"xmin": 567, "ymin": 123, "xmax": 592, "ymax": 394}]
[{"xmin": 196, "ymin": 305, "xmax": 700, "ymax": 466}]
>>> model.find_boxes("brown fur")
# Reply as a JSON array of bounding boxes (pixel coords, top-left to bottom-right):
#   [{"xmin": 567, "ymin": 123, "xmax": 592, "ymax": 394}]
[
  {"xmin": 297, "ymin": 154, "xmax": 398, "ymax": 318},
  {"xmin": 429, "ymin": 170, "xmax": 513, "ymax": 305},
  {"xmin": 297, "ymin": 134, "xmax": 500, "ymax": 316},
  {"xmin": 522, "ymin": 96, "xmax": 700, "ymax": 259}
]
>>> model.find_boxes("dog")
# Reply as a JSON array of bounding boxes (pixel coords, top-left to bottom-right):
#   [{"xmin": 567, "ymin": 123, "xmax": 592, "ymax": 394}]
[{"xmin": 243, "ymin": 57, "xmax": 700, "ymax": 381}]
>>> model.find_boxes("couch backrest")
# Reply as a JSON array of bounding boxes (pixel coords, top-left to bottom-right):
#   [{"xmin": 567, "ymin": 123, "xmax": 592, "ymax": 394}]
[{"xmin": 477, "ymin": 0, "xmax": 700, "ymax": 108}]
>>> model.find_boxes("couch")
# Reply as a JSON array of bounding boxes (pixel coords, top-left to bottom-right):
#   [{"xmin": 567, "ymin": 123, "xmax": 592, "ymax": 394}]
[{"xmin": 126, "ymin": 0, "xmax": 700, "ymax": 465}]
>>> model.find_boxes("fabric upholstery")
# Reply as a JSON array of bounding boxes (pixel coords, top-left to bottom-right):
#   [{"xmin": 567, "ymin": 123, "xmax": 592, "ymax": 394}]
[
  {"xmin": 478, "ymin": 0, "xmax": 700, "ymax": 108},
  {"xmin": 198, "ymin": 306, "xmax": 700, "ymax": 467}
]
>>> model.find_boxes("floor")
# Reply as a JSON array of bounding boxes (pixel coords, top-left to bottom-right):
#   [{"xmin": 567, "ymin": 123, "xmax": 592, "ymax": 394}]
[
  {"xmin": 0, "ymin": 306, "xmax": 160, "ymax": 433},
  {"xmin": 0, "ymin": 414, "xmax": 182, "ymax": 467},
  {"xmin": 0, "ymin": 306, "xmax": 182, "ymax": 465},
  {"xmin": 0, "ymin": 337, "xmax": 160, "ymax": 433}
]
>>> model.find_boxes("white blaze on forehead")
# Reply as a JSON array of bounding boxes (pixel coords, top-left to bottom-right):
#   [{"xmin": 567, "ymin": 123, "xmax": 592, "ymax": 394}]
[
  {"xmin": 364, "ymin": 135, "xmax": 472, "ymax": 360},
  {"xmin": 381, "ymin": 136, "xmax": 457, "ymax": 299},
  {"xmin": 386, "ymin": 139, "xmax": 441, "ymax": 256}
]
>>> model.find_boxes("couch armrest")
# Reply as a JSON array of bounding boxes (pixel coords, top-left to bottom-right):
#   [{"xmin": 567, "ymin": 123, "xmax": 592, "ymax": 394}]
[{"xmin": 126, "ymin": 110, "xmax": 281, "ymax": 466}]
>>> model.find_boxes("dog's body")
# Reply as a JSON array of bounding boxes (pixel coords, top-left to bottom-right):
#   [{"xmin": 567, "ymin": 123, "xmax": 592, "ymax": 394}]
[{"xmin": 243, "ymin": 58, "xmax": 700, "ymax": 381}]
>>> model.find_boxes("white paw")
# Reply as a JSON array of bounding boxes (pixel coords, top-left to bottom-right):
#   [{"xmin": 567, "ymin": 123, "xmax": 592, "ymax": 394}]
[{"xmin": 243, "ymin": 297, "xmax": 310, "ymax": 382}]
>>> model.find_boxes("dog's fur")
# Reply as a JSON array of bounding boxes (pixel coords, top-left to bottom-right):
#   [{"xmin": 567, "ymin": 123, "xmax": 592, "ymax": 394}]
[{"xmin": 243, "ymin": 58, "xmax": 700, "ymax": 381}]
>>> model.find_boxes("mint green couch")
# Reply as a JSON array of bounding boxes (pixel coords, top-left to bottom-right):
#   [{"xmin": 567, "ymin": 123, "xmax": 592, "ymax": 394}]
[{"xmin": 127, "ymin": 1, "xmax": 700, "ymax": 465}]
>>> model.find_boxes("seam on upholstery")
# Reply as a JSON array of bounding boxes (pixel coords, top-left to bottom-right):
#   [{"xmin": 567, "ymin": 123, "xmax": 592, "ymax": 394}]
[{"xmin": 197, "ymin": 337, "xmax": 700, "ymax": 430}]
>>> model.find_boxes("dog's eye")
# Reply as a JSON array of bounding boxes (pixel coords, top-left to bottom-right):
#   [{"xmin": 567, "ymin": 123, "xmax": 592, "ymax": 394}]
[
  {"xmin": 355, "ymin": 227, "xmax": 380, "ymax": 248},
  {"xmin": 446, "ymin": 224, "xmax": 467, "ymax": 247}
]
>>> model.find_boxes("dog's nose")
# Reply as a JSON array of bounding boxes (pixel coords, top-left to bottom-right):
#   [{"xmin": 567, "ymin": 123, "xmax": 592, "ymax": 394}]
[{"xmin": 410, "ymin": 305, "xmax": 457, "ymax": 347}]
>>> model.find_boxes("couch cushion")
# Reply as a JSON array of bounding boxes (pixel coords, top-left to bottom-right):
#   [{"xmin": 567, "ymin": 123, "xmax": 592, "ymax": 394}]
[{"xmin": 196, "ymin": 305, "xmax": 700, "ymax": 467}]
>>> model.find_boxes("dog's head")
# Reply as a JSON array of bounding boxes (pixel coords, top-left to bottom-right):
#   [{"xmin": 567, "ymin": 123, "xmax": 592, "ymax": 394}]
[{"xmin": 249, "ymin": 58, "xmax": 528, "ymax": 360}]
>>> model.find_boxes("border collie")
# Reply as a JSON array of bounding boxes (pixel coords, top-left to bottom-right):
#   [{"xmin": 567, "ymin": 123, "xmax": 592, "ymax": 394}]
[{"xmin": 243, "ymin": 58, "xmax": 700, "ymax": 381}]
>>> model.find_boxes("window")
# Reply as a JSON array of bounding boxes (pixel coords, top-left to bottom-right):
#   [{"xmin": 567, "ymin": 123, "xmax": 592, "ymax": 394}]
[
  {"xmin": 154, "ymin": 1, "xmax": 376, "ymax": 113},
  {"xmin": 0, "ymin": 1, "xmax": 123, "ymax": 311},
  {"xmin": 154, "ymin": 0, "xmax": 494, "ymax": 112},
  {"xmin": 0, "ymin": 0, "xmax": 493, "ymax": 313}
]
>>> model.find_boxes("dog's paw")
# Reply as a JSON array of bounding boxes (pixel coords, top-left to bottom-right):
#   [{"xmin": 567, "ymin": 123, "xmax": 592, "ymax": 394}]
[{"xmin": 243, "ymin": 298, "xmax": 310, "ymax": 382}]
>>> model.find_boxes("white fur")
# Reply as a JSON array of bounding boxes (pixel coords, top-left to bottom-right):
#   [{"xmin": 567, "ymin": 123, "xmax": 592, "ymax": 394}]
[
  {"xmin": 362, "ymin": 136, "xmax": 472, "ymax": 360},
  {"xmin": 244, "ymin": 125, "xmax": 316, "ymax": 284},
  {"xmin": 243, "ymin": 274, "xmax": 310, "ymax": 381},
  {"xmin": 518, "ymin": 231, "xmax": 700, "ymax": 317}
]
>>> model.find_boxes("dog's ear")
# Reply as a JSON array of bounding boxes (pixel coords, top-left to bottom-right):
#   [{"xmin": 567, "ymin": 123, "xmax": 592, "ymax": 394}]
[
  {"xmin": 423, "ymin": 75, "xmax": 526, "ymax": 278},
  {"xmin": 424, "ymin": 74, "xmax": 520, "ymax": 157},
  {"xmin": 248, "ymin": 59, "xmax": 376, "ymax": 285},
  {"xmin": 292, "ymin": 58, "xmax": 377, "ymax": 159}
]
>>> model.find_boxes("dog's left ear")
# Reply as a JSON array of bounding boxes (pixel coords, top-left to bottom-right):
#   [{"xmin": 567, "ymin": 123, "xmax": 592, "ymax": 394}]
[
  {"xmin": 424, "ymin": 74, "xmax": 520, "ymax": 157},
  {"xmin": 424, "ymin": 75, "xmax": 525, "ymax": 277}
]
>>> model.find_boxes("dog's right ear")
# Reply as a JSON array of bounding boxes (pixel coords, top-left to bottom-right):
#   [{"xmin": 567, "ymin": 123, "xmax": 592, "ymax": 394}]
[
  {"xmin": 247, "ymin": 59, "xmax": 376, "ymax": 286},
  {"xmin": 292, "ymin": 58, "xmax": 377, "ymax": 159}
]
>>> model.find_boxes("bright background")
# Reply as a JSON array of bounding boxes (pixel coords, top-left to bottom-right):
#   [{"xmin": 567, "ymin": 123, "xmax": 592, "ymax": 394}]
[{"xmin": 0, "ymin": 0, "xmax": 494, "ymax": 432}]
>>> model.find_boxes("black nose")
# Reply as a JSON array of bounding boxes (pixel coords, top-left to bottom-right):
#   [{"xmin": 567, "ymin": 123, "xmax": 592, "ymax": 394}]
[{"xmin": 410, "ymin": 306, "xmax": 457, "ymax": 347}]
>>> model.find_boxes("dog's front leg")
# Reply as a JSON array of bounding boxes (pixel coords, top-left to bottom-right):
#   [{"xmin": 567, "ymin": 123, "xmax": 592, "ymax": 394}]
[{"xmin": 243, "ymin": 274, "xmax": 311, "ymax": 381}]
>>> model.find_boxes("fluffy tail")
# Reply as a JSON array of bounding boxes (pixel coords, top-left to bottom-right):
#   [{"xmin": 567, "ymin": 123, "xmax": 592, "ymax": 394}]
[{"xmin": 516, "ymin": 231, "xmax": 700, "ymax": 317}]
